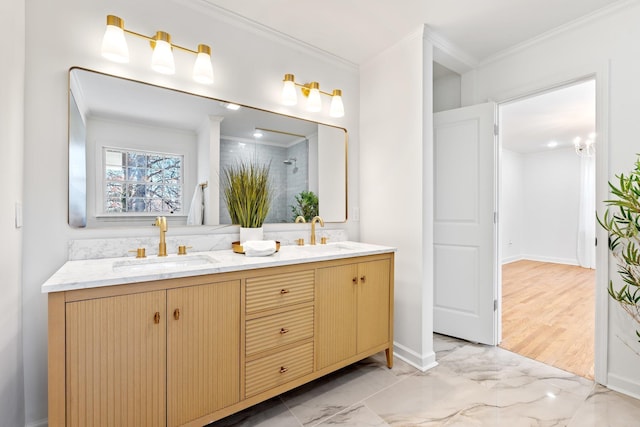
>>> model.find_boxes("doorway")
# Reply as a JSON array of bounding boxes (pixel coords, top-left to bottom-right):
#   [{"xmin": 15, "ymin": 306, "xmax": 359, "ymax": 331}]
[{"xmin": 497, "ymin": 79, "xmax": 597, "ymax": 379}]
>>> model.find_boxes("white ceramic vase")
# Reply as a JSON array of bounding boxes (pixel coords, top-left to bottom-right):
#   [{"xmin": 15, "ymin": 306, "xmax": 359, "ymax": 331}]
[{"xmin": 240, "ymin": 227, "xmax": 264, "ymax": 244}]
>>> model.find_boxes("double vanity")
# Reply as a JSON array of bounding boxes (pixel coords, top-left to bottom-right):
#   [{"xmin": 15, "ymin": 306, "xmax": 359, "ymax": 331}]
[{"xmin": 44, "ymin": 241, "xmax": 395, "ymax": 427}]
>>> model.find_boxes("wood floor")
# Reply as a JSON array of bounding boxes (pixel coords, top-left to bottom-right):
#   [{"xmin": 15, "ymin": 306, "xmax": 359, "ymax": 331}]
[{"xmin": 500, "ymin": 260, "xmax": 595, "ymax": 379}]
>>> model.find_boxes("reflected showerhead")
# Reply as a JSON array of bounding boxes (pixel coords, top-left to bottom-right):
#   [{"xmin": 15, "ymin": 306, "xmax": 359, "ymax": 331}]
[{"xmin": 283, "ymin": 158, "xmax": 297, "ymax": 166}]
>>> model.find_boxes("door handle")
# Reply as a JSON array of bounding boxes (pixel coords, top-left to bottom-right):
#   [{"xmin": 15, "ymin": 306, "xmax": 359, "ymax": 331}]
[
  {"xmin": 154, "ymin": 312, "xmax": 160, "ymax": 324},
  {"xmin": 173, "ymin": 308, "xmax": 180, "ymax": 320}
]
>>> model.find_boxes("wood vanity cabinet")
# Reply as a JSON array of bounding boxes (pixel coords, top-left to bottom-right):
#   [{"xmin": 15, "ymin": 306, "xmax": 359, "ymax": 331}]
[
  {"xmin": 316, "ymin": 258, "xmax": 392, "ymax": 370},
  {"xmin": 48, "ymin": 253, "xmax": 393, "ymax": 427}
]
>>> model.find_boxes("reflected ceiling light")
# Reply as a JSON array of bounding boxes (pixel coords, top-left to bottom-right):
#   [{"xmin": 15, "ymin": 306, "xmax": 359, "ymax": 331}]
[
  {"xmin": 547, "ymin": 141, "xmax": 558, "ymax": 148},
  {"xmin": 253, "ymin": 129, "xmax": 264, "ymax": 138},
  {"xmin": 101, "ymin": 15, "xmax": 214, "ymax": 84},
  {"xmin": 225, "ymin": 103, "xmax": 241, "ymax": 111},
  {"xmin": 281, "ymin": 74, "xmax": 345, "ymax": 117}
]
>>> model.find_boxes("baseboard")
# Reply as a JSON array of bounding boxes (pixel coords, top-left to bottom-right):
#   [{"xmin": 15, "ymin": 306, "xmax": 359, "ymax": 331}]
[
  {"xmin": 393, "ymin": 341, "xmax": 438, "ymax": 372},
  {"xmin": 25, "ymin": 418, "xmax": 48, "ymax": 427},
  {"xmin": 501, "ymin": 255, "xmax": 524, "ymax": 265},
  {"xmin": 508, "ymin": 255, "xmax": 579, "ymax": 266},
  {"xmin": 607, "ymin": 373, "xmax": 640, "ymax": 400}
]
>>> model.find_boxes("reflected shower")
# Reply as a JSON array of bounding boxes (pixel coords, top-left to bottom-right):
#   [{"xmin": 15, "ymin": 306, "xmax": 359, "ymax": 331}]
[{"xmin": 283, "ymin": 158, "xmax": 297, "ymax": 166}]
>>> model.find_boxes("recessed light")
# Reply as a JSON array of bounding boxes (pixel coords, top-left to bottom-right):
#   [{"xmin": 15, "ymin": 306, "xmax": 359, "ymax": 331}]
[
  {"xmin": 226, "ymin": 103, "xmax": 241, "ymax": 111},
  {"xmin": 253, "ymin": 130, "xmax": 263, "ymax": 138},
  {"xmin": 547, "ymin": 141, "xmax": 558, "ymax": 148}
]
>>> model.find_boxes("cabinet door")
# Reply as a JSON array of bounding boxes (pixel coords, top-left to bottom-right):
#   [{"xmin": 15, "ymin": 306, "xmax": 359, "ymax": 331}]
[
  {"xmin": 357, "ymin": 259, "xmax": 391, "ymax": 353},
  {"xmin": 65, "ymin": 291, "xmax": 166, "ymax": 427},
  {"xmin": 167, "ymin": 280, "xmax": 240, "ymax": 427},
  {"xmin": 315, "ymin": 264, "xmax": 358, "ymax": 370}
]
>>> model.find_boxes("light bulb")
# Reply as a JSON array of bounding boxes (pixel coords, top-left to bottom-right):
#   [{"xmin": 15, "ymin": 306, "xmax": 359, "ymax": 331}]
[
  {"xmin": 306, "ymin": 82, "xmax": 322, "ymax": 112},
  {"xmin": 101, "ymin": 15, "xmax": 129, "ymax": 63},
  {"xmin": 329, "ymin": 89, "xmax": 344, "ymax": 118},
  {"xmin": 193, "ymin": 44, "xmax": 213, "ymax": 84},
  {"xmin": 282, "ymin": 74, "xmax": 297, "ymax": 106},
  {"xmin": 151, "ymin": 31, "xmax": 175, "ymax": 75}
]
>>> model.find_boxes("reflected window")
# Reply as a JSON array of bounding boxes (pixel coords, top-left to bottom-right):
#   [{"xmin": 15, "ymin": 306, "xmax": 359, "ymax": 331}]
[{"xmin": 103, "ymin": 148, "xmax": 183, "ymax": 214}]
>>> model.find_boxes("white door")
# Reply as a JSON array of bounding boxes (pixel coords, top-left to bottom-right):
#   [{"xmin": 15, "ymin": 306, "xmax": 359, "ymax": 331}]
[{"xmin": 433, "ymin": 102, "xmax": 498, "ymax": 345}]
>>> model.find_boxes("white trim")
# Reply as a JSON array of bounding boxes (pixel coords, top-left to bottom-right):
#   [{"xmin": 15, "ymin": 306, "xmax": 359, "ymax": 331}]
[
  {"xmin": 393, "ymin": 341, "xmax": 438, "ymax": 372},
  {"xmin": 479, "ymin": 0, "xmax": 639, "ymax": 67},
  {"xmin": 493, "ymin": 61, "xmax": 609, "ymax": 385},
  {"xmin": 173, "ymin": 0, "xmax": 358, "ymax": 72},
  {"xmin": 607, "ymin": 373, "xmax": 640, "ymax": 400},
  {"xmin": 423, "ymin": 25, "xmax": 479, "ymax": 74}
]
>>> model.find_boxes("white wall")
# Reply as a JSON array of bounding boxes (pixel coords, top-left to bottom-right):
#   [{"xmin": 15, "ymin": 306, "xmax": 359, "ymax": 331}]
[
  {"xmin": 523, "ymin": 148, "xmax": 581, "ymax": 264},
  {"xmin": 500, "ymin": 149, "xmax": 525, "ymax": 263},
  {"xmin": 433, "ymin": 73, "xmax": 461, "ymax": 113},
  {"xmin": 0, "ymin": 1, "xmax": 25, "ymax": 426},
  {"xmin": 23, "ymin": 0, "xmax": 359, "ymax": 424},
  {"xmin": 360, "ymin": 27, "xmax": 436, "ymax": 370},
  {"xmin": 501, "ymin": 148, "xmax": 582, "ymax": 265},
  {"xmin": 463, "ymin": 1, "xmax": 640, "ymax": 396}
]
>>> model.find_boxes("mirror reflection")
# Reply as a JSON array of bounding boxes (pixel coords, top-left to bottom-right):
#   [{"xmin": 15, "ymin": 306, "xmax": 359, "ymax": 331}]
[{"xmin": 68, "ymin": 68, "xmax": 347, "ymax": 228}]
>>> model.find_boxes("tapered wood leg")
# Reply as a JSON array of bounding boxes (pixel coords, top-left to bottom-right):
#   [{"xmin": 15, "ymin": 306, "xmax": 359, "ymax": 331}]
[{"xmin": 385, "ymin": 347, "xmax": 393, "ymax": 368}]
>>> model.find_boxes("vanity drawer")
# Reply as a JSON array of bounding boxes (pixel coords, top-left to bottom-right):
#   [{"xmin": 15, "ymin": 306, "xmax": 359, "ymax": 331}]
[
  {"xmin": 245, "ymin": 341, "xmax": 314, "ymax": 398},
  {"xmin": 246, "ymin": 305, "xmax": 314, "ymax": 356},
  {"xmin": 245, "ymin": 270, "xmax": 314, "ymax": 314}
]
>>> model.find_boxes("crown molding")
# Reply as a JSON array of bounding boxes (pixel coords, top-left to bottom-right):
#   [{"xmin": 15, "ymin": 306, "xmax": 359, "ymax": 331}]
[
  {"xmin": 479, "ymin": 0, "xmax": 640, "ymax": 67},
  {"xmin": 172, "ymin": 0, "xmax": 359, "ymax": 72},
  {"xmin": 423, "ymin": 25, "xmax": 479, "ymax": 74}
]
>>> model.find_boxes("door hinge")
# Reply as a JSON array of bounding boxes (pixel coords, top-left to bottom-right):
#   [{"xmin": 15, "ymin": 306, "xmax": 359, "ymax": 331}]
[
  {"xmin": 493, "ymin": 212, "xmax": 497, "ymax": 224},
  {"xmin": 494, "ymin": 124, "xmax": 499, "ymax": 136},
  {"xmin": 494, "ymin": 299, "xmax": 498, "ymax": 311}
]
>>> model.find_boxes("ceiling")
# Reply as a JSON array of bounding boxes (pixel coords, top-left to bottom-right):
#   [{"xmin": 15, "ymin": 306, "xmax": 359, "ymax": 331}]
[
  {"xmin": 198, "ymin": 1, "xmax": 609, "ymax": 155},
  {"xmin": 500, "ymin": 80, "xmax": 595, "ymax": 154},
  {"xmin": 201, "ymin": 0, "xmax": 624, "ymax": 65}
]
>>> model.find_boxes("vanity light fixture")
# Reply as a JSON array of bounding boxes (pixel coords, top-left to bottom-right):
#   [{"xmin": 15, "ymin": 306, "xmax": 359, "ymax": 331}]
[
  {"xmin": 101, "ymin": 15, "xmax": 214, "ymax": 85},
  {"xmin": 281, "ymin": 74, "xmax": 345, "ymax": 118}
]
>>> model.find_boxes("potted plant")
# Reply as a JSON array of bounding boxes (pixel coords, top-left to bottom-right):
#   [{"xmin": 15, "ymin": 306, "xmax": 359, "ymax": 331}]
[
  {"xmin": 598, "ymin": 155, "xmax": 640, "ymax": 343},
  {"xmin": 222, "ymin": 159, "xmax": 272, "ymax": 243},
  {"xmin": 290, "ymin": 190, "xmax": 319, "ymax": 222}
]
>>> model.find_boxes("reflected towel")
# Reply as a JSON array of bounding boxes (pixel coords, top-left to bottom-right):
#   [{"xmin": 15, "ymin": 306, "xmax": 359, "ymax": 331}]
[
  {"xmin": 243, "ymin": 240, "xmax": 277, "ymax": 257},
  {"xmin": 186, "ymin": 184, "xmax": 204, "ymax": 225}
]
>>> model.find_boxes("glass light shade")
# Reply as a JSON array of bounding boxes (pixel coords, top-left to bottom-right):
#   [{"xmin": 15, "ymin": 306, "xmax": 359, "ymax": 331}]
[
  {"xmin": 282, "ymin": 80, "xmax": 297, "ymax": 106},
  {"xmin": 101, "ymin": 24, "xmax": 129, "ymax": 63},
  {"xmin": 306, "ymin": 83, "xmax": 322, "ymax": 112},
  {"xmin": 151, "ymin": 33, "xmax": 175, "ymax": 75},
  {"xmin": 193, "ymin": 51, "xmax": 214, "ymax": 84},
  {"xmin": 329, "ymin": 90, "xmax": 344, "ymax": 118}
]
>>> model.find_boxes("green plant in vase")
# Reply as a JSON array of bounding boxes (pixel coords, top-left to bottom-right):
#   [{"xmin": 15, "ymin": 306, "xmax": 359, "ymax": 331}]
[
  {"xmin": 222, "ymin": 159, "xmax": 272, "ymax": 242},
  {"xmin": 598, "ymin": 155, "xmax": 640, "ymax": 342},
  {"xmin": 290, "ymin": 190, "xmax": 319, "ymax": 222}
]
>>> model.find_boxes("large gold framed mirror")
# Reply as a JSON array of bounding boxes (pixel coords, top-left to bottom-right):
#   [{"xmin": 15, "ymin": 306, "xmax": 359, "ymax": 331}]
[{"xmin": 68, "ymin": 67, "xmax": 347, "ymax": 228}]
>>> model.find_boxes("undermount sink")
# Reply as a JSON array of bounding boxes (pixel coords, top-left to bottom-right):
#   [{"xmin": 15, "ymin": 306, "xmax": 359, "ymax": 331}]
[{"xmin": 112, "ymin": 254, "xmax": 219, "ymax": 272}]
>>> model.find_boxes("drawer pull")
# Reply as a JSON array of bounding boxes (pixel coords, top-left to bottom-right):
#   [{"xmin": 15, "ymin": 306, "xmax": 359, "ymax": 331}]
[
  {"xmin": 154, "ymin": 312, "xmax": 160, "ymax": 324},
  {"xmin": 360, "ymin": 276, "xmax": 366, "ymax": 283},
  {"xmin": 280, "ymin": 289, "xmax": 290, "ymax": 295},
  {"xmin": 174, "ymin": 308, "xmax": 180, "ymax": 320},
  {"xmin": 279, "ymin": 327, "xmax": 289, "ymax": 334},
  {"xmin": 279, "ymin": 366, "xmax": 288, "ymax": 374},
  {"xmin": 352, "ymin": 277, "xmax": 357, "ymax": 284}
]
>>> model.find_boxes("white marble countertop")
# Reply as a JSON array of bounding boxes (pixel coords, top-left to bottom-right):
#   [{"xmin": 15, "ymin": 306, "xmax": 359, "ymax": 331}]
[{"xmin": 42, "ymin": 241, "xmax": 396, "ymax": 293}]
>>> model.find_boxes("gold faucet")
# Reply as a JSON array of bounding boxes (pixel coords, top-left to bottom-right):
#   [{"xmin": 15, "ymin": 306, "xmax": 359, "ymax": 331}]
[
  {"xmin": 310, "ymin": 216, "xmax": 324, "ymax": 245},
  {"xmin": 154, "ymin": 216, "xmax": 168, "ymax": 256},
  {"xmin": 295, "ymin": 216, "xmax": 306, "ymax": 223}
]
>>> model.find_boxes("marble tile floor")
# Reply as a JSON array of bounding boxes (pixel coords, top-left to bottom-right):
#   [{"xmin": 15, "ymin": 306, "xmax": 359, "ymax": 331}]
[{"xmin": 207, "ymin": 334, "xmax": 640, "ymax": 426}]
